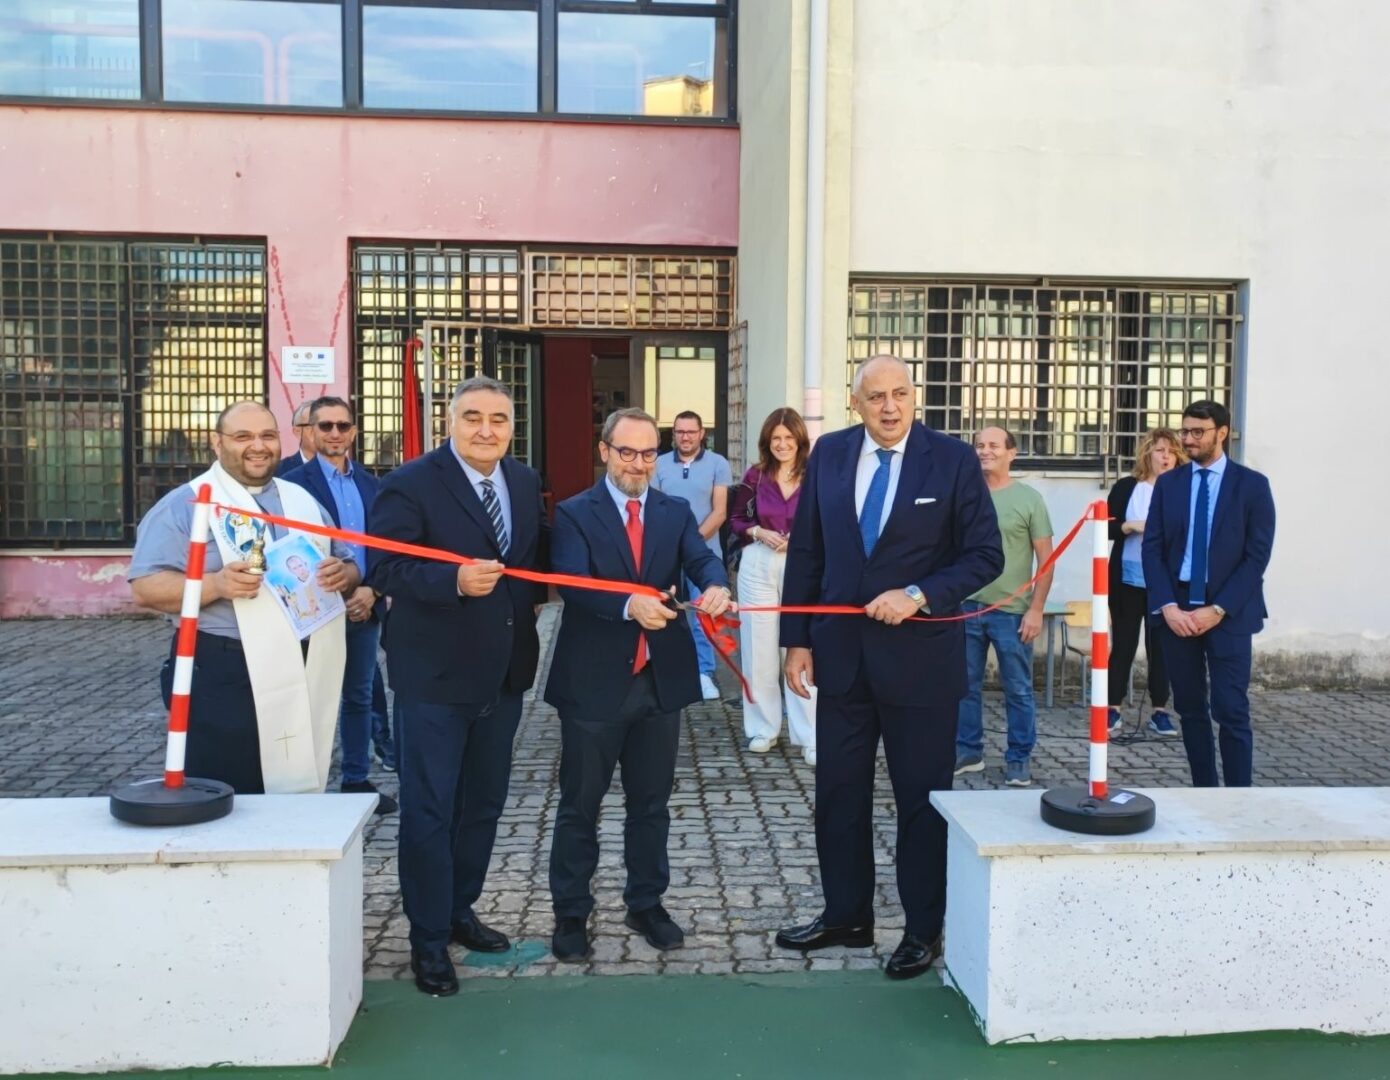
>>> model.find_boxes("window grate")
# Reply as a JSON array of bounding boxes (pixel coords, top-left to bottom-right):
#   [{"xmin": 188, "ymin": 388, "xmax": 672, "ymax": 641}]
[
  {"xmin": 529, "ymin": 251, "xmax": 734, "ymax": 329},
  {"xmin": 0, "ymin": 236, "xmax": 267, "ymax": 546},
  {"xmin": 847, "ymin": 279, "xmax": 1238, "ymax": 470}
]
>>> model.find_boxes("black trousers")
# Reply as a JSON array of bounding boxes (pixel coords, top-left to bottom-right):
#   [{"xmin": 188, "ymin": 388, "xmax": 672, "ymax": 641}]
[
  {"xmin": 159, "ymin": 631, "xmax": 264, "ymax": 794},
  {"xmin": 1107, "ymin": 582, "xmax": 1170, "ymax": 708},
  {"xmin": 397, "ymin": 692, "xmax": 523, "ymax": 950},
  {"xmin": 549, "ymin": 668, "xmax": 680, "ymax": 919},
  {"xmin": 815, "ymin": 661, "xmax": 957, "ymax": 940}
]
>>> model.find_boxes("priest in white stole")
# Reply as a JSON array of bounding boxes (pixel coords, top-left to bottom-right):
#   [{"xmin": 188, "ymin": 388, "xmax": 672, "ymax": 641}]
[{"xmin": 130, "ymin": 401, "xmax": 357, "ymax": 794}]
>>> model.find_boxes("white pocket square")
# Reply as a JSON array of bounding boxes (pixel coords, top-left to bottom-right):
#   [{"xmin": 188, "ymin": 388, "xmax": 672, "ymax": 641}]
[{"xmin": 914, "ymin": 497, "xmax": 938, "ymax": 505}]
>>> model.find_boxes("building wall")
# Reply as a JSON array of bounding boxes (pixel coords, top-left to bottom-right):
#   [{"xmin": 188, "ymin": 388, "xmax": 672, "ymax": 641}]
[
  {"xmin": 0, "ymin": 104, "xmax": 738, "ymax": 617},
  {"xmin": 844, "ymin": 0, "xmax": 1390, "ymax": 681}
]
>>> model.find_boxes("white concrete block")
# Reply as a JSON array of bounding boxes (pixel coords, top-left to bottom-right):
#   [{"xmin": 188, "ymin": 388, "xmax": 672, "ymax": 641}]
[
  {"xmin": 931, "ymin": 787, "xmax": 1390, "ymax": 1043},
  {"xmin": 0, "ymin": 794, "xmax": 375, "ymax": 1074}
]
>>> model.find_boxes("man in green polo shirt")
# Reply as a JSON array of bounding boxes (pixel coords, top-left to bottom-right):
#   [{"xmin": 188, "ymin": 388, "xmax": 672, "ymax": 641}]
[{"xmin": 954, "ymin": 426, "xmax": 1054, "ymax": 787}]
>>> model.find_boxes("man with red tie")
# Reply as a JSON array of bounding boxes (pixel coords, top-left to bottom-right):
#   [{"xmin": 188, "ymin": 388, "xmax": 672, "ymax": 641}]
[{"xmin": 544, "ymin": 407, "xmax": 732, "ymax": 963}]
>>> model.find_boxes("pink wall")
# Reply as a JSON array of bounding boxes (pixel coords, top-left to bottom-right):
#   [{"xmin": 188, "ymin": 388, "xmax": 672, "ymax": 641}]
[{"xmin": 0, "ymin": 104, "xmax": 739, "ymax": 618}]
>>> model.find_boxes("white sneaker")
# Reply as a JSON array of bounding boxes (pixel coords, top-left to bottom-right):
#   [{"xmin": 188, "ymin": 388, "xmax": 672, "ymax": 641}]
[
  {"xmin": 700, "ymin": 674, "xmax": 720, "ymax": 701},
  {"xmin": 748, "ymin": 736, "xmax": 778, "ymax": 753},
  {"xmin": 803, "ymin": 747, "xmax": 817, "ymax": 767}
]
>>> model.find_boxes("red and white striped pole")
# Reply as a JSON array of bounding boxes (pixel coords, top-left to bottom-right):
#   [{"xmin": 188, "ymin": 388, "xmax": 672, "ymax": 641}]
[
  {"xmin": 163, "ymin": 482, "xmax": 213, "ymax": 789},
  {"xmin": 1088, "ymin": 499, "xmax": 1111, "ymax": 800}
]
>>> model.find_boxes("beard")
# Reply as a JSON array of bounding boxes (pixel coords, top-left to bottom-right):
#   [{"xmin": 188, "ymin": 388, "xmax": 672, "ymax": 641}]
[{"xmin": 609, "ymin": 470, "xmax": 649, "ymax": 498}]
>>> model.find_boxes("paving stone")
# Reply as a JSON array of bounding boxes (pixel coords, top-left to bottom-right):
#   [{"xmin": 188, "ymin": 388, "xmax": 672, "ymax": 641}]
[{"xmin": 6, "ymin": 612, "xmax": 1389, "ymax": 982}]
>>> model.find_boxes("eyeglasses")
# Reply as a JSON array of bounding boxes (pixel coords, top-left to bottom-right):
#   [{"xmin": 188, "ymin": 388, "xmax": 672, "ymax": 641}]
[
  {"xmin": 1179, "ymin": 426, "xmax": 1215, "ymax": 439},
  {"xmin": 316, "ymin": 421, "xmax": 354, "ymax": 433},
  {"xmin": 606, "ymin": 444, "xmax": 659, "ymax": 463}
]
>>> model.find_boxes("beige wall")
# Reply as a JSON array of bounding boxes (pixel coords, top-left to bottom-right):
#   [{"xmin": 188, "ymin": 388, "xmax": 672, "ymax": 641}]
[{"xmin": 844, "ymin": 0, "xmax": 1390, "ymax": 675}]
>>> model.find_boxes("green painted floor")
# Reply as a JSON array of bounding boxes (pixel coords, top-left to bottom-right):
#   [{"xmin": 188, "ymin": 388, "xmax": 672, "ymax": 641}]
[{"xmin": 29, "ymin": 972, "xmax": 1390, "ymax": 1080}]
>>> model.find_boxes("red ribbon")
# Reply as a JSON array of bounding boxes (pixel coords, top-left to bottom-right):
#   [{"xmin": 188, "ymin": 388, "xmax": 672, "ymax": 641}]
[{"xmin": 204, "ymin": 499, "xmax": 1095, "ymax": 705}]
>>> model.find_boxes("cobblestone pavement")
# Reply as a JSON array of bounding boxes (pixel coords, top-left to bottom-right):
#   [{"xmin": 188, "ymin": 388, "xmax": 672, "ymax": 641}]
[{"xmin": 5, "ymin": 613, "xmax": 1390, "ymax": 983}]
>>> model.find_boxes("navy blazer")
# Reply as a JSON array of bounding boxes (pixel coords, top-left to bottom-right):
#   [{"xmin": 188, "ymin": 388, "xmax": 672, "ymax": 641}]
[
  {"xmin": 283, "ymin": 457, "xmax": 386, "ymax": 622},
  {"xmin": 368, "ymin": 444, "xmax": 549, "ymax": 706},
  {"xmin": 276, "ymin": 452, "xmax": 309, "ymax": 478},
  {"xmin": 780, "ymin": 422, "xmax": 1004, "ymax": 706},
  {"xmin": 1142, "ymin": 457, "xmax": 1275, "ymax": 636},
  {"xmin": 544, "ymin": 480, "xmax": 728, "ymax": 718}
]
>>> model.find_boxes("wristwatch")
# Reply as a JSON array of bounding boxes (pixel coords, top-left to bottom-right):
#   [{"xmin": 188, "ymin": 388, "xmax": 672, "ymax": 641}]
[
  {"xmin": 1212, "ymin": 603, "xmax": 1226, "ymax": 618},
  {"xmin": 904, "ymin": 585, "xmax": 930, "ymax": 612}
]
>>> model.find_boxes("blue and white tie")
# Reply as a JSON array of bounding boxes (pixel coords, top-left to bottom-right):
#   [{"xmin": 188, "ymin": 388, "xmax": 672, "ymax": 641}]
[{"xmin": 480, "ymin": 477, "xmax": 509, "ymax": 557}]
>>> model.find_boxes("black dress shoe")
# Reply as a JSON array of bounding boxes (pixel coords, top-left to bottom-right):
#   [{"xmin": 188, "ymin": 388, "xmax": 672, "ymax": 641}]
[
  {"xmin": 624, "ymin": 904, "xmax": 685, "ymax": 951},
  {"xmin": 884, "ymin": 932, "xmax": 943, "ymax": 980},
  {"xmin": 451, "ymin": 914, "xmax": 510, "ymax": 953},
  {"xmin": 552, "ymin": 916, "xmax": 592, "ymax": 963},
  {"xmin": 341, "ymin": 780, "xmax": 398, "ymax": 815},
  {"xmin": 774, "ymin": 916, "xmax": 875, "ymax": 952},
  {"xmin": 410, "ymin": 946, "xmax": 458, "ymax": 997}
]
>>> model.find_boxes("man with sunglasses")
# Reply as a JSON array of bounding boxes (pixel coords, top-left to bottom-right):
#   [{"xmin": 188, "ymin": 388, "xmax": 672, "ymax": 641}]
[
  {"xmin": 276, "ymin": 401, "xmax": 316, "ymax": 477},
  {"xmin": 545, "ymin": 407, "xmax": 732, "ymax": 963},
  {"xmin": 1143, "ymin": 400, "xmax": 1276, "ymax": 787},
  {"xmin": 284, "ymin": 396, "xmax": 396, "ymax": 816}
]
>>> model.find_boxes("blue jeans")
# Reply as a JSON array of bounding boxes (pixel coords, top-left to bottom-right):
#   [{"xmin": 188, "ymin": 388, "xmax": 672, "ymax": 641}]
[
  {"xmin": 686, "ymin": 576, "xmax": 715, "ymax": 677},
  {"xmin": 955, "ymin": 602, "xmax": 1037, "ymax": 765},
  {"xmin": 370, "ymin": 664, "xmax": 398, "ymax": 765},
  {"xmin": 339, "ymin": 618, "xmax": 381, "ymax": 785}
]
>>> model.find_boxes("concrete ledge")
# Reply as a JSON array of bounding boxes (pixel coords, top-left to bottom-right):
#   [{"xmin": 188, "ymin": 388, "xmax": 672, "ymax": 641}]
[
  {"xmin": 0, "ymin": 794, "xmax": 375, "ymax": 1074},
  {"xmin": 931, "ymin": 787, "xmax": 1390, "ymax": 1044}
]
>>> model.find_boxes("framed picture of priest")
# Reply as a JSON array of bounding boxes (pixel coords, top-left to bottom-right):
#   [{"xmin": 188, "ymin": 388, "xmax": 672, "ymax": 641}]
[{"xmin": 264, "ymin": 533, "xmax": 345, "ymax": 639}]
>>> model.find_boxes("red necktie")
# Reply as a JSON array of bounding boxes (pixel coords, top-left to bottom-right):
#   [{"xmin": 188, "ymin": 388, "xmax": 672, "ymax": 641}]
[{"xmin": 626, "ymin": 498, "xmax": 648, "ymax": 674}]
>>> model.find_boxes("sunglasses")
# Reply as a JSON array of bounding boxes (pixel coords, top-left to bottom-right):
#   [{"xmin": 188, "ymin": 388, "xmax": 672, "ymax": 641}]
[{"xmin": 316, "ymin": 421, "xmax": 354, "ymax": 433}]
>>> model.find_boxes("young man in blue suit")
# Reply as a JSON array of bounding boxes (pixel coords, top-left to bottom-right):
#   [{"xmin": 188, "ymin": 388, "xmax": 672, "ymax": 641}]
[
  {"xmin": 369, "ymin": 377, "xmax": 549, "ymax": 997},
  {"xmin": 775, "ymin": 355, "xmax": 1004, "ymax": 980},
  {"xmin": 1143, "ymin": 399, "xmax": 1275, "ymax": 788},
  {"xmin": 545, "ymin": 407, "xmax": 732, "ymax": 963},
  {"xmin": 283, "ymin": 395, "xmax": 396, "ymax": 817}
]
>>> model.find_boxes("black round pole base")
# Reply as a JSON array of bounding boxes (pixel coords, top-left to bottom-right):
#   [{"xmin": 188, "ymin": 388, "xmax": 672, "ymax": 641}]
[
  {"xmin": 1039, "ymin": 786, "xmax": 1156, "ymax": 836},
  {"xmin": 109, "ymin": 777, "xmax": 234, "ymax": 827}
]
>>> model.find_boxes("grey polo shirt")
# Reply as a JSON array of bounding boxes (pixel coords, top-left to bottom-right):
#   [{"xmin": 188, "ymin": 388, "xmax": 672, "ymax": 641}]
[
  {"xmin": 652, "ymin": 447, "xmax": 732, "ymax": 557},
  {"xmin": 128, "ymin": 481, "xmax": 349, "ymax": 639}
]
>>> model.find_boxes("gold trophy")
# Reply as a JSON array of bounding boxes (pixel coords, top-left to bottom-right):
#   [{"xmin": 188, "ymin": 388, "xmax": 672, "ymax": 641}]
[{"xmin": 245, "ymin": 531, "xmax": 268, "ymax": 576}]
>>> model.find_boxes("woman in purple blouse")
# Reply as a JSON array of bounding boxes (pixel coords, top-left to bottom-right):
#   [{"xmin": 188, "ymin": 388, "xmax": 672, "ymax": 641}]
[{"xmin": 730, "ymin": 408, "xmax": 817, "ymax": 764}]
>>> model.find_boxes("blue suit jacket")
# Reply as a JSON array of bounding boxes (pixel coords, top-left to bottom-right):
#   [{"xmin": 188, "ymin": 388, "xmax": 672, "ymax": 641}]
[
  {"xmin": 1142, "ymin": 457, "xmax": 1275, "ymax": 636},
  {"xmin": 780, "ymin": 422, "xmax": 1004, "ymax": 705},
  {"xmin": 283, "ymin": 457, "xmax": 386, "ymax": 622},
  {"xmin": 368, "ymin": 445, "xmax": 549, "ymax": 706},
  {"xmin": 276, "ymin": 452, "xmax": 309, "ymax": 478},
  {"xmin": 544, "ymin": 480, "xmax": 728, "ymax": 718}
]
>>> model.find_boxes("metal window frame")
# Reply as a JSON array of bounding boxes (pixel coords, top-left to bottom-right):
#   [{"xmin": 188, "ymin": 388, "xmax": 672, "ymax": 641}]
[
  {"xmin": 846, "ymin": 275, "xmax": 1244, "ymax": 477},
  {"xmin": 8, "ymin": 0, "xmax": 736, "ymax": 124},
  {"xmin": 0, "ymin": 233, "xmax": 270, "ymax": 548}
]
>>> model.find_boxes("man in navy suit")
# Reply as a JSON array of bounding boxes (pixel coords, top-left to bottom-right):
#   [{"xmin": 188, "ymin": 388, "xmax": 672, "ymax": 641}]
[
  {"xmin": 276, "ymin": 401, "xmax": 314, "ymax": 476},
  {"xmin": 369, "ymin": 376, "xmax": 549, "ymax": 997},
  {"xmin": 775, "ymin": 355, "xmax": 1004, "ymax": 980},
  {"xmin": 545, "ymin": 407, "xmax": 732, "ymax": 963},
  {"xmin": 1143, "ymin": 399, "xmax": 1275, "ymax": 788},
  {"xmin": 284, "ymin": 396, "xmax": 396, "ymax": 816}
]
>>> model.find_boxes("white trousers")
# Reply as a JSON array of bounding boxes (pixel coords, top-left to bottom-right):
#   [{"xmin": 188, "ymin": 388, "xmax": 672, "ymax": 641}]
[{"xmin": 737, "ymin": 540, "xmax": 817, "ymax": 748}]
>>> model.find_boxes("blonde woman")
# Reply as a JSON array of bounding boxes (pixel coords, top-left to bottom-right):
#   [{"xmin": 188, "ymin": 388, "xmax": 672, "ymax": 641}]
[
  {"xmin": 729, "ymin": 408, "xmax": 816, "ymax": 764},
  {"xmin": 1107, "ymin": 428, "xmax": 1187, "ymax": 736}
]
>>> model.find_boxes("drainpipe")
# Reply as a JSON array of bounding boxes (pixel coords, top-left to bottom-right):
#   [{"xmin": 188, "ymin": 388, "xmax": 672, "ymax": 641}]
[{"xmin": 802, "ymin": 0, "xmax": 829, "ymax": 439}]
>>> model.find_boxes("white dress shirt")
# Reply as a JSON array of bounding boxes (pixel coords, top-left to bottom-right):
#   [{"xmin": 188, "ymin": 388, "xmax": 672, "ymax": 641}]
[{"xmin": 854, "ymin": 429, "xmax": 910, "ymax": 535}]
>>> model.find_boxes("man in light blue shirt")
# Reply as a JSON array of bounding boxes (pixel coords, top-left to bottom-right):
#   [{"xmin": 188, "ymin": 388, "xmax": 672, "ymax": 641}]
[
  {"xmin": 285, "ymin": 396, "xmax": 396, "ymax": 815},
  {"xmin": 652, "ymin": 410, "xmax": 732, "ymax": 700}
]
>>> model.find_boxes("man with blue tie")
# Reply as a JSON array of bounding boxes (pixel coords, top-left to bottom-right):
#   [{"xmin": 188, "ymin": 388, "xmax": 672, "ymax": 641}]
[
  {"xmin": 544, "ymin": 407, "xmax": 732, "ymax": 963},
  {"xmin": 370, "ymin": 376, "xmax": 549, "ymax": 996},
  {"xmin": 1143, "ymin": 400, "xmax": 1276, "ymax": 788},
  {"xmin": 775, "ymin": 355, "xmax": 1004, "ymax": 980}
]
